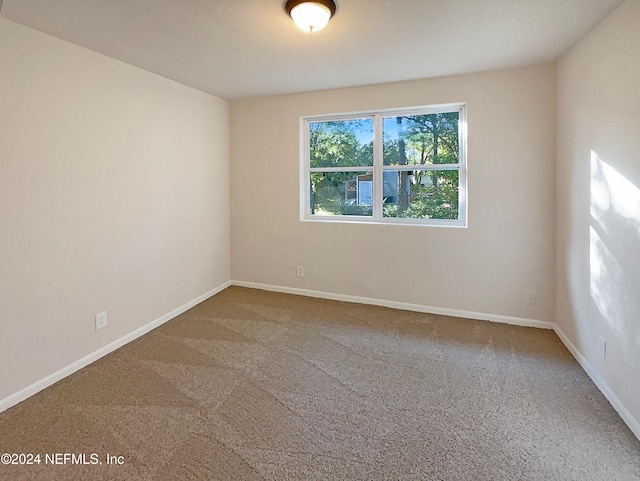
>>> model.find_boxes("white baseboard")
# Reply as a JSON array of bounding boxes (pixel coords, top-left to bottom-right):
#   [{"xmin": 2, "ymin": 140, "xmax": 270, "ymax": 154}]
[
  {"xmin": 231, "ymin": 281, "xmax": 555, "ymax": 330},
  {"xmin": 553, "ymin": 326, "xmax": 640, "ymax": 442},
  {"xmin": 0, "ymin": 281, "xmax": 231, "ymax": 415}
]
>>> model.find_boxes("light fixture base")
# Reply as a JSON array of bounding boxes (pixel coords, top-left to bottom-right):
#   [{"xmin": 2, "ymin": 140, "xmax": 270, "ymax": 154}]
[{"xmin": 285, "ymin": 0, "xmax": 337, "ymax": 17}]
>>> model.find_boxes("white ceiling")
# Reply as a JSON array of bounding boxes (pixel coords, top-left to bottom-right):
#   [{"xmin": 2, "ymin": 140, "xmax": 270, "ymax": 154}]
[{"xmin": 0, "ymin": 0, "xmax": 624, "ymax": 100}]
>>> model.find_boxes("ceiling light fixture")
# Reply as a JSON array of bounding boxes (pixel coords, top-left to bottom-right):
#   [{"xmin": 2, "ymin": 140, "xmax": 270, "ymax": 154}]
[{"xmin": 285, "ymin": 0, "xmax": 337, "ymax": 33}]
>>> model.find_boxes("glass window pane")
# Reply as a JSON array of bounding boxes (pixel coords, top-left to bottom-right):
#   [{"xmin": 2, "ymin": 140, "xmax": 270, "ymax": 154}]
[
  {"xmin": 383, "ymin": 112, "xmax": 459, "ymax": 166},
  {"xmin": 382, "ymin": 170, "xmax": 459, "ymax": 220},
  {"xmin": 310, "ymin": 171, "xmax": 373, "ymax": 216},
  {"xmin": 310, "ymin": 119, "xmax": 373, "ymax": 168}
]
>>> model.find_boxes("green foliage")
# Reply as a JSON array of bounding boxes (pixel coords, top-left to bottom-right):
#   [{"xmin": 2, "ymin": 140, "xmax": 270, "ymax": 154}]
[
  {"xmin": 383, "ymin": 172, "xmax": 459, "ymax": 220},
  {"xmin": 337, "ymin": 204, "xmax": 373, "ymax": 216},
  {"xmin": 310, "ymin": 171, "xmax": 373, "ymax": 216},
  {"xmin": 309, "ymin": 113, "xmax": 460, "ymax": 220},
  {"xmin": 310, "ymin": 120, "xmax": 373, "ymax": 168},
  {"xmin": 384, "ymin": 112, "xmax": 460, "ymax": 166}
]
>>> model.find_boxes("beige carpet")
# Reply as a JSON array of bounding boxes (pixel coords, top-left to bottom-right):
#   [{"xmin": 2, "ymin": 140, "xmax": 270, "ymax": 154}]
[{"xmin": 1, "ymin": 286, "xmax": 638, "ymax": 480}]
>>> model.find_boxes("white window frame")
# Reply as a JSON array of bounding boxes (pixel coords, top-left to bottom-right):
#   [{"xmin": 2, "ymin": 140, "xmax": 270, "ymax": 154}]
[{"xmin": 300, "ymin": 103, "xmax": 467, "ymax": 227}]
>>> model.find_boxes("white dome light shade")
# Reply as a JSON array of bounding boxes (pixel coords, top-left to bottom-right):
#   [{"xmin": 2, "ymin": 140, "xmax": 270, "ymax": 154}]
[{"xmin": 285, "ymin": 1, "xmax": 337, "ymax": 33}]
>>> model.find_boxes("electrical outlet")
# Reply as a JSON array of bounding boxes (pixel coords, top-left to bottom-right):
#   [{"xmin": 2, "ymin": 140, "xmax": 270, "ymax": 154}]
[
  {"xmin": 598, "ymin": 335, "xmax": 606, "ymax": 360},
  {"xmin": 526, "ymin": 291, "xmax": 537, "ymax": 305},
  {"xmin": 296, "ymin": 266, "xmax": 304, "ymax": 277},
  {"xmin": 95, "ymin": 311, "xmax": 108, "ymax": 330}
]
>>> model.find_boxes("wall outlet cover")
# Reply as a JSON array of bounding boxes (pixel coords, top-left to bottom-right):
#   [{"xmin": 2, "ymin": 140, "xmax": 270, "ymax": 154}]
[{"xmin": 95, "ymin": 311, "xmax": 108, "ymax": 330}]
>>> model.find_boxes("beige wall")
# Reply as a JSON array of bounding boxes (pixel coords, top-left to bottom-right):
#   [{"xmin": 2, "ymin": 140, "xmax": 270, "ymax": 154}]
[
  {"xmin": 0, "ymin": 18, "xmax": 230, "ymax": 401},
  {"xmin": 231, "ymin": 64, "xmax": 556, "ymax": 322},
  {"xmin": 556, "ymin": 0, "xmax": 640, "ymax": 430}
]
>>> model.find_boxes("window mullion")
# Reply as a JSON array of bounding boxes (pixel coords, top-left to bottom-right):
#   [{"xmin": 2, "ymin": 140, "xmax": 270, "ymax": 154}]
[
  {"xmin": 309, "ymin": 166, "xmax": 374, "ymax": 173},
  {"xmin": 373, "ymin": 114, "xmax": 383, "ymax": 219},
  {"xmin": 381, "ymin": 164, "xmax": 460, "ymax": 172}
]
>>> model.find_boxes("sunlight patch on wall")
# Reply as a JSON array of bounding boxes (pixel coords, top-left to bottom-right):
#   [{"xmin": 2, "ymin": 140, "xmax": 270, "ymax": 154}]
[
  {"xmin": 589, "ymin": 151, "xmax": 640, "ymax": 362},
  {"xmin": 589, "ymin": 226, "xmax": 623, "ymax": 332},
  {"xmin": 590, "ymin": 151, "xmax": 640, "ymax": 229}
]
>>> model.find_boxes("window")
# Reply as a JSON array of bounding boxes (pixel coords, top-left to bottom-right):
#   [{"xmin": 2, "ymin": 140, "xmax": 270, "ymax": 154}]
[{"xmin": 300, "ymin": 103, "xmax": 467, "ymax": 226}]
